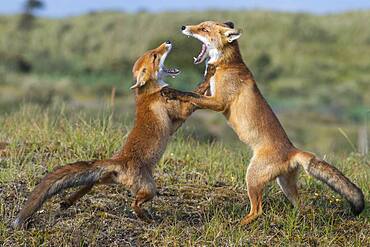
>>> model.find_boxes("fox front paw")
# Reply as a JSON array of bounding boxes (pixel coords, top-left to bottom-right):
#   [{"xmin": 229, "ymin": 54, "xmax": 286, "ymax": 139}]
[{"xmin": 160, "ymin": 87, "xmax": 180, "ymax": 101}]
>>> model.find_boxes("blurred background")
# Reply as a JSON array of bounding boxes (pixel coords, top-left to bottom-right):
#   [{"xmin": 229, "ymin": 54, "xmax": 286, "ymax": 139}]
[{"xmin": 0, "ymin": 0, "xmax": 369, "ymax": 155}]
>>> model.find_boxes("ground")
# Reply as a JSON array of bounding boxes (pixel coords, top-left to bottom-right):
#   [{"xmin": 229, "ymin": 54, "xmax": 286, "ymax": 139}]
[{"xmin": 0, "ymin": 106, "xmax": 369, "ymax": 246}]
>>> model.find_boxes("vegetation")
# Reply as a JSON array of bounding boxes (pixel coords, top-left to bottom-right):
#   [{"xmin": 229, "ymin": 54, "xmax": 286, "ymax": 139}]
[
  {"xmin": 0, "ymin": 11, "xmax": 369, "ymax": 120},
  {"xmin": 0, "ymin": 10, "xmax": 368, "ymax": 154},
  {"xmin": 18, "ymin": 0, "xmax": 44, "ymax": 30},
  {"xmin": 0, "ymin": 106, "xmax": 369, "ymax": 246},
  {"xmin": 0, "ymin": 10, "xmax": 369, "ymax": 245}
]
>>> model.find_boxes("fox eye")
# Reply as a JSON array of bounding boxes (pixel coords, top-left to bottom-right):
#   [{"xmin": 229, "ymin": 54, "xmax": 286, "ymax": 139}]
[{"xmin": 201, "ymin": 28, "xmax": 209, "ymax": 32}]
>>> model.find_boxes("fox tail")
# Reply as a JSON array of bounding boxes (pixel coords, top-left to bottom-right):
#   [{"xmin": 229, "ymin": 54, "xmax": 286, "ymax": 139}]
[
  {"xmin": 293, "ymin": 151, "xmax": 364, "ymax": 215},
  {"xmin": 11, "ymin": 160, "xmax": 118, "ymax": 229}
]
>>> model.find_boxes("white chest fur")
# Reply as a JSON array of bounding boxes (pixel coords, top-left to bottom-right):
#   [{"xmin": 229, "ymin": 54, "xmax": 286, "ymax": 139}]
[
  {"xmin": 205, "ymin": 61, "xmax": 216, "ymax": 97},
  {"xmin": 209, "ymin": 76, "xmax": 216, "ymax": 96},
  {"xmin": 208, "ymin": 48, "xmax": 221, "ymax": 64}
]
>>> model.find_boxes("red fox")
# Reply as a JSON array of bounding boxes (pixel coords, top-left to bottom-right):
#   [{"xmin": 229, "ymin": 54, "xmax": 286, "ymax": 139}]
[
  {"xmin": 162, "ymin": 21, "xmax": 365, "ymax": 225},
  {"xmin": 11, "ymin": 41, "xmax": 213, "ymax": 229}
]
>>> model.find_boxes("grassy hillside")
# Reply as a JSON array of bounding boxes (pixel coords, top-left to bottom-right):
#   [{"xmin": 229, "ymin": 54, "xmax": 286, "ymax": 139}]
[
  {"xmin": 0, "ymin": 106, "xmax": 369, "ymax": 246},
  {"xmin": 0, "ymin": 10, "xmax": 369, "ymax": 246},
  {"xmin": 0, "ymin": 11, "xmax": 369, "ymax": 120}
]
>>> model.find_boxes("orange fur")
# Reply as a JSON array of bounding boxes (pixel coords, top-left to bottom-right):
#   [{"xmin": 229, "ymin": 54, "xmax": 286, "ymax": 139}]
[
  {"xmin": 164, "ymin": 21, "xmax": 365, "ymax": 225},
  {"xmin": 11, "ymin": 42, "xmax": 212, "ymax": 229}
]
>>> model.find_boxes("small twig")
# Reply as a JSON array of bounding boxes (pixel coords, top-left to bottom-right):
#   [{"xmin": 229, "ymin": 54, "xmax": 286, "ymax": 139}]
[
  {"xmin": 110, "ymin": 86, "xmax": 116, "ymax": 117},
  {"xmin": 338, "ymin": 128, "xmax": 356, "ymax": 152}
]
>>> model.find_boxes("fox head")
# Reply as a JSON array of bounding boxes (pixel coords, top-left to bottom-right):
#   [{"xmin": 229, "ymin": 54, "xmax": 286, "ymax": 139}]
[
  {"xmin": 131, "ymin": 41, "xmax": 180, "ymax": 90},
  {"xmin": 181, "ymin": 21, "xmax": 242, "ymax": 64}
]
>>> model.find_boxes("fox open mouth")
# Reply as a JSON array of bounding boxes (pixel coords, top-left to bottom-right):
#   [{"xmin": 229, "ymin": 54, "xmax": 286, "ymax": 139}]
[
  {"xmin": 162, "ymin": 67, "xmax": 180, "ymax": 77},
  {"xmin": 193, "ymin": 43, "xmax": 208, "ymax": 64},
  {"xmin": 159, "ymin": 46, "xmax": 181, "ymax": 78},
  {"xmin": 181, "ymin": 27, "xmax": 209, "ymax": 64}
]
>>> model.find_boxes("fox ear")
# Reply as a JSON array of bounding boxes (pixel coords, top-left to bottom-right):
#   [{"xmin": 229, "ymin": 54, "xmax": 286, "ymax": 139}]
[
  {"xmin": 224, "ymin": 21, "xmax": 234, "ymax": 29},
  {"xmin": 131, "ymin": 67, "xmax": 150, "ymax": 89},
  {"xmin": 224, "ymin": 29, "xmax": 241, "ymax": 43}
]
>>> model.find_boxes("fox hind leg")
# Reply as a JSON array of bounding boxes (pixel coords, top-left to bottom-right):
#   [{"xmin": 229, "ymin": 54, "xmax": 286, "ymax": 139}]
[
  {"xmin": 60, "ymin": 172, "xmax": 117, "ymax": 209},
  {"xmin": 60, "ymin": 184, "xmax": 94, "ymax": 210},
  {"xmin": 240, "ymin": 161, "xmax": 274, "ymax": 226},
  {"xmin": 276, "ymin": 167, "xmax": 300, "ymax": 208},
  {"xmin": 131, "ymin": 183, "xmax": 156, "ymax": 222},
  {"xmin": 240, "ymin": 184, "xmax": 264, "ymax": 225}
]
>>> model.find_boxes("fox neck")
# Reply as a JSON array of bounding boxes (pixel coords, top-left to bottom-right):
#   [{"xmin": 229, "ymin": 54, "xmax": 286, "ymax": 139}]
[
  {"xmin": 136, "ymin": 79, "xmax": 167, "ymax": 96},
  {"xmin": 208, "ymin": 41, "xmax": 244, "ymax": 67},
  {"xmin": 157, "ymin": 79, "xmax": 169, "ymax": 88}
]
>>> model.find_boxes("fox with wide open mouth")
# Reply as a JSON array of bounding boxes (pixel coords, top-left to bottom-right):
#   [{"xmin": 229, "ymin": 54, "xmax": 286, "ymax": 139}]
[
  {"xmin": 130, "ymin": 40, "xmax": 180, "ymax": 90},
  {"xmin": 165, "ymin": 20, "xmax": 365, "ymax": 226},
  {"xmin": 10, "ymin": 41, "xmax": 213, "ymax": 229},
  {"xmin": 181, "ymin": 21, "xmax": 242, "ymax": 65}
]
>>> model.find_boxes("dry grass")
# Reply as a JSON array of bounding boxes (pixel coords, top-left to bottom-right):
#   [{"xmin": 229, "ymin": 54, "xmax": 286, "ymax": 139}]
[{"xmin": 0, "ymin": 105, "xmax": 369, "ymax": 246}]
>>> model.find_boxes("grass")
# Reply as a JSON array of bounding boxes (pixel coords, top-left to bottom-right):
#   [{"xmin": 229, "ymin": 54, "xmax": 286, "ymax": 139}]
[
  {"xmin": 1, "ymin": 10, "xmax": 370, "ymax": 121},
  {"xmin": 0, "ymin": 105, "xmax": 369, "ymax": 246}
]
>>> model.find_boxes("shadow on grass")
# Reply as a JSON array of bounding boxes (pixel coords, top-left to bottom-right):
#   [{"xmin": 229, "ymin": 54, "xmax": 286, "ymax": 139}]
[{"xmin": 2, "ymin": 177, "xmax": 368, "ymax": 246}]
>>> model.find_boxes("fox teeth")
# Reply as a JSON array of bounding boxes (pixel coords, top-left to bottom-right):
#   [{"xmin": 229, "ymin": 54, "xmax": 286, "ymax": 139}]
[{"xmin": 193, "ymin": 57, "xmax": 197, "ymax": 62}]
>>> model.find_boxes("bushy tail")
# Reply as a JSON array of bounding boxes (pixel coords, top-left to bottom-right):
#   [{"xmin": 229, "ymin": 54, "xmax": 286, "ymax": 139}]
[
  {"xmin": 294, "ymin": 151, "xmax": 365, "ymax": 215},
  {"xmin": 11, "ymin": 160, "xmax": 118, "ymax": 229}
]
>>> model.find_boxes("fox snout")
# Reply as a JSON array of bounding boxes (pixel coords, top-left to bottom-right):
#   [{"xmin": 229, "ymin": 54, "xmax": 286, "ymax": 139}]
[
  {"xmin": 164, "ymin": 40, "xmax": 172, "ymax": 48},
  {"xmin": 164, "ymin": 40, "xmax": 172, "ymax": 50},
  {"xmin": 180, "ymin": 25, "xmax": 192, "ymax": 36},
  {"xmin": 160, "ymin": 40, "xmax": 172, "ymax": 53}
]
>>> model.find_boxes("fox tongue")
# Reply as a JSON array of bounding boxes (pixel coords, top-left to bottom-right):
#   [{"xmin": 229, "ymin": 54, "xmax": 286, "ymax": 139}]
[{"xmin": 193, "ymin": 43, "xmax": 207, "ymax": 64}]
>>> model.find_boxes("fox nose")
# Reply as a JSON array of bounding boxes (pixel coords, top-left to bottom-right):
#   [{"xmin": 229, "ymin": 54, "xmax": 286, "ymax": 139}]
[
  {"xmin": 181, "ymin": 25, "xmax": 186, "ymax": 31},
  {"xmin": 165, "ymin": 40, "xmax": 171, "ymax": 45}
]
